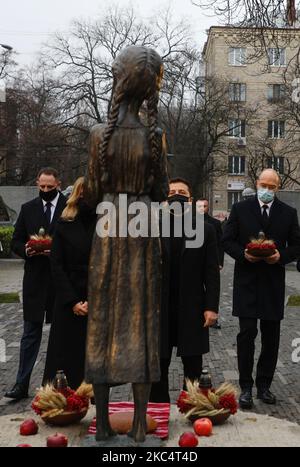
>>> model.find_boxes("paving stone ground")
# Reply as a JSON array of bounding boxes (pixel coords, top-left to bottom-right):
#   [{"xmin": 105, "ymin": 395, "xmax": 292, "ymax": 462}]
[{"xmin": 0, "ymin": 256, "xmax": 299, "ymax": 433}]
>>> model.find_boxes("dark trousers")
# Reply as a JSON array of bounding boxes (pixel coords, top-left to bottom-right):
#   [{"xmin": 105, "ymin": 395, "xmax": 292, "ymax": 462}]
[
  {"xmin": 237, "ymin": 318, "xmax": 281, "ymax": 391},
  {"xmin": 149, "ymin": 351, "xmax": 203, "ymax": 403},
  {"xmin": 16, "ymin": 321, "xmax": 43, "ymax": 389}
]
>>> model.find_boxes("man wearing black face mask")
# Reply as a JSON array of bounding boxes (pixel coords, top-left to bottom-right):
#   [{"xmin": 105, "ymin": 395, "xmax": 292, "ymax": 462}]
[
  {"xmin": 4, "ymin": 168, "xmax": 66, "ymax": 401},
  {"xmin": 149, "ymin": 178, "xmax": 220, "ymax": 403}
]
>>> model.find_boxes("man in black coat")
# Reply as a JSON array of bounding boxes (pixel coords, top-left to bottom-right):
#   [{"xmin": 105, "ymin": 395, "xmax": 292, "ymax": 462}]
[
  {"xmin": 196, "ymin": 197, "xmax": 224, "ymax": 329},
  {"xmin": 222, "ymin": 169, "xmax": 300, "ymax": 409},
  {"xmin": 196, "ymin": 198, "xmax": 224, "ymax": 269},
  {"xmin": 4, "ymin": 167, "xmax": 66, "ymax": 400},
  {"xmin": 149, "ymin": 178, "xmax": 220, "ymax": 403}
]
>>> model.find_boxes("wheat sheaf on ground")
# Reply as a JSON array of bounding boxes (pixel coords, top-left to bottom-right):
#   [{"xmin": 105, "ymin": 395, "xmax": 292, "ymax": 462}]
[
  {"xmin": 33, "ymin": 382, "xmax": 93, "ymax": 418},
  {"xmin": 75, "ymin": 382, "xmax": 93, "ymax": 398},
  {"xmin": 183, "ymin": 379, "xmax": 238, "ymax": 419}
]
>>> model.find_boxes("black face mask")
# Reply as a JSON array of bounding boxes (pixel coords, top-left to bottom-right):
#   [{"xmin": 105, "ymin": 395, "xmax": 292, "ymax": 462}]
[
  {"xmin": 167, "ymin": 194, "xmax": 190, "ymax": 218},
  {"xmin": 39, "ymin": 188, "xmax": 58, "ymax": 202},
  {"xmin": 167, "ymin": 194, "xmax": 189, "ymax": 206}
]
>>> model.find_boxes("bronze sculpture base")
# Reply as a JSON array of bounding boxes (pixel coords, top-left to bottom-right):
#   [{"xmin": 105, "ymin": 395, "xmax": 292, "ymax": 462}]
[{"xmin": 93, "ymin": 383, "xmax": 151, "ymax": 443}]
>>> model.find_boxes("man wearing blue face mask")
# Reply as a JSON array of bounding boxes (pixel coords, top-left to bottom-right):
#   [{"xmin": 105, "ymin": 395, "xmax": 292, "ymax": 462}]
[{"xmin": 222, "ymin": 169, "xmax": 300, "ymax": 410}]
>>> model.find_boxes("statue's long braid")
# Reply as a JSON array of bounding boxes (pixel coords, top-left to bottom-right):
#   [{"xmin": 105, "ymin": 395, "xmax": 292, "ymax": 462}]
[
  {"xmin": 98, "ymin": 84, "xmax": 124, "ymax": 184},
  {"xmin": 147, "ymin": 90, "xmax": 160, "ymax": 182}
]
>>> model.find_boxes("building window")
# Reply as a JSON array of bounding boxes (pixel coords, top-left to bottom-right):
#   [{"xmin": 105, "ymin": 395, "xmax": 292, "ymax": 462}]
[
  {"xmin": 229, "ymin": 47, "xmax": 246, "ymax": 66},
  {"xmin": 228, "ymin": 119, "xmax": 246, "ymax": 137},
  {"xmin": 268, "ymin": 84, "xmax": 285, "ymax": 102},
  {"xmin": 267, "ymin": 156, "xmax": 284, "ymax": 174},
  {"xmin": 268, "ymin": 120, "xmax": 285, "ymax": 138},
  {"xmin": 268, "ymin": 48, "xmax": 286, "ymax": 66},
  {"xmin": 228, "ymin": 155, "xmax": 245, "ymax": 175},
  {"xmin": 227, "ymin": 191, "xmax": 242, "ymax": 210},
  {"xmin": 229, "ymin": 83, "xmax": 246, "ymax": 101}
]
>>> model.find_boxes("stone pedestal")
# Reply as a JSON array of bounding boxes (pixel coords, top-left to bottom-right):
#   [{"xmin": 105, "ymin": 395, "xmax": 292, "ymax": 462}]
[{"xmin": 81, "ymin": 434, "xmax": 162, "ymax": 447}]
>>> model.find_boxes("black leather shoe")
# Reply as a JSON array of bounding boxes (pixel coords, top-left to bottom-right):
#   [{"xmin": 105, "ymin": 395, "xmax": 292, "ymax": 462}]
[
  {"xmin": 4, "ymin": 383, "xmax": 28, "ymax": 400},
  {"xmin": 239, "ymin": 389, "xmax": 253, "ymax": 409},
  {"xmin": 257, "ymin": 389, "xmax": 276, "ymax": 405}
]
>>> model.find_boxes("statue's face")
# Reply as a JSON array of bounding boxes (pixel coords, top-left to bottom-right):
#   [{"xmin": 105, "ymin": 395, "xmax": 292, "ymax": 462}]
[{"xmin": 156, "ymin": 64, "xmax": 164, "ymax": 91}]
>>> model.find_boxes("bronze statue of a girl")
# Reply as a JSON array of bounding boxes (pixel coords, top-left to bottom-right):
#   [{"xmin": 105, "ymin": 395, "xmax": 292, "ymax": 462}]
[{"xmin": 85, "ymin": 46, "xmax": 169, "ymax": 443}]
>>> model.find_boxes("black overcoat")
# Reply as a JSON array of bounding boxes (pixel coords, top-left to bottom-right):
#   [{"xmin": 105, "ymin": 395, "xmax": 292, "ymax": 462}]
[
  {"xmin": 222, "ymin": 196, "xmax": 300, "ymax": 321},
  {"xmin": 11, "ymin": 194, "xmax": 66, "ymax": 323},
  {"xmin": 205, "ymin": 214, "xmax": 225, "ymax": 267},
  {"xmin": 160, "ymin": 222, "xmax": 220, "ymax": 359},
  {"xmin": 43, "ymin": 215, "xmax": 95, "ymax": 389}
]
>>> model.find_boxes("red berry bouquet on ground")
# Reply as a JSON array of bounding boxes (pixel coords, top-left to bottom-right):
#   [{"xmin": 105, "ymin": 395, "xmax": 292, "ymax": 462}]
[
  {"xmin": 177, "ymin": 380, "xmax": 238, "ymax": 425},
  {"xmin": 27, "ymin": 227, "xmax": 52, "ymax": 253},
  {"xmin": 32, "ymin": 382, "xmax": 93, "ymax": 426},
  {"xmin": 246, "ymin": 231, "xmax": 276, "ymax": 257}
]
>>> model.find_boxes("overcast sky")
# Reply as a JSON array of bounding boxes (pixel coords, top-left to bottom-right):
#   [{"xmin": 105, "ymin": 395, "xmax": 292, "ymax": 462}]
[{"xmin": 1, "ymin": 0, "xmax": 217, "ymax": 65}]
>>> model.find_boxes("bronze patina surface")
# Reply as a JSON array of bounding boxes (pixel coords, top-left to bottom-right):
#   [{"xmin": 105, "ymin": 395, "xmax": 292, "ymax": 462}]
[{"xmin": 85, "ymin": 45, "xmax": 169, "ymax": 442}]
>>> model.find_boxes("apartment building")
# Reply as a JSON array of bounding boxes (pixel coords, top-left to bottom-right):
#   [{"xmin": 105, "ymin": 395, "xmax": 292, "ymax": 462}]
[{"xmin": 203, "ymin": 25, "xmax": 300, "ymax": 219}]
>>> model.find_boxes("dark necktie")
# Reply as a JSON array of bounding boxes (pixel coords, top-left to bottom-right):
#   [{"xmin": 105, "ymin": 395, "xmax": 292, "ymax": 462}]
[
  {"xmin": 262, "ymin": 204, "xmax": 269, "ymax": 228},
  {"xmin": 45, "ymin": 202, "xmax": 52, "ymax": 225}
]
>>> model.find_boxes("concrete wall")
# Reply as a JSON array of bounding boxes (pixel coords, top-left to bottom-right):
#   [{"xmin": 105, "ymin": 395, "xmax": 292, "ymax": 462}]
[
  {"xmin": 277, "ymin": 190, "xmax": 300, "ymax": 220},
  {"xmin": 0, "ymin": 186, "xmax": 38, "ymax": 222}
]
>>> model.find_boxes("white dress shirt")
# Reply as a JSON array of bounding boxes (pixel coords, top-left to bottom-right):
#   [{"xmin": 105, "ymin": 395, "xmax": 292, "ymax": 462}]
[
  {"xmin": 258, "ymin": 198, "xmax": 274, "ymax": 217},
  {"xmin": 42, "ymin": 192, "xmax": 60, "ymax": 223}
]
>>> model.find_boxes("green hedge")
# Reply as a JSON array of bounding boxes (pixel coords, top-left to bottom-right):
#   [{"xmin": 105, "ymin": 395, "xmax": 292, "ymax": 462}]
[
  {"xmin": 287, "ymin": 295, "xmax": 300, "ymax": 306},
  {"xmin": 0, "ymin": 226, "xmax": 14, "ymax": 257},
  {"xmin": 0, "ymin": 292, "xmax": 20, "ymax": 303}
]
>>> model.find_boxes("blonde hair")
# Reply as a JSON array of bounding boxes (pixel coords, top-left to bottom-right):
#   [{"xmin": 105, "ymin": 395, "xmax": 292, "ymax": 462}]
[{"xmin": 61, "ymin": 177, "xmax": 85, "ymax": 220}]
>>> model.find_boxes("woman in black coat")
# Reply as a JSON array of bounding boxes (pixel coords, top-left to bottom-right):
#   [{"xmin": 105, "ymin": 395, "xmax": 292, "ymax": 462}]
[{"xmin": 43, "ymin": 177, "xmax": 96, "ymax": 389}]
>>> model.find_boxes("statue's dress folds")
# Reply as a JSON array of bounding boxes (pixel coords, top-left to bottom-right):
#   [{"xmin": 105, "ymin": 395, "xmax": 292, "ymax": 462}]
[{"xmin": 85, "ymin": 124, "xmax": 169, "ymax": 385}]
